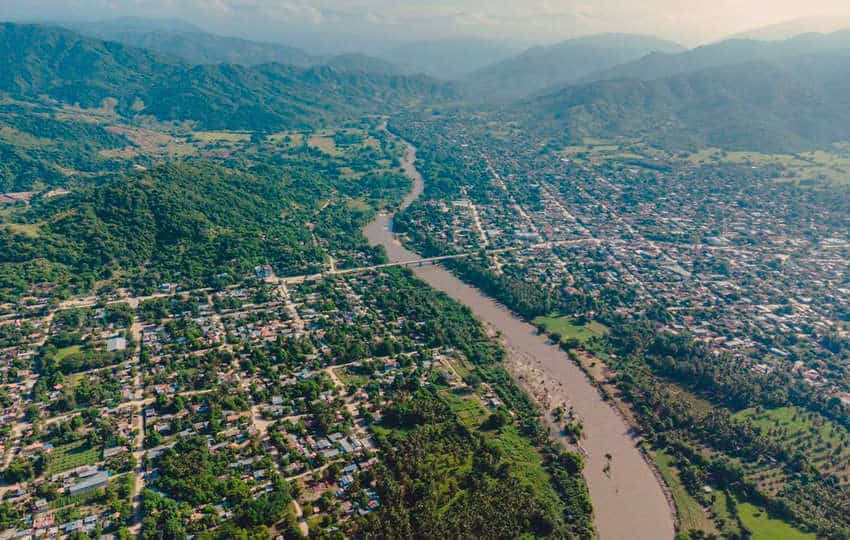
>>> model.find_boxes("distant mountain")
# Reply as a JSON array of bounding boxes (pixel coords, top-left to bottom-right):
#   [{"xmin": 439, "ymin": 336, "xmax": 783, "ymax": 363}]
[
  {"xmin": 70, "ymin": 16, "xmax": 204, "ymax": 35},
  {"xmin": 525, "ymin": 54, "xmax": 850, "ymax": 152},
  {"xmin": 584, "ymin": 30, "xmax": 850, "ymax": 84},
  {"xmin": 321, "ymin": 53, "xmax": 403, "ymax": 76},
  {"xmin": 462, "ymin": 34, "xmax": 683, "ymax": 102},
  {"xmin": 65, "ymin": 17, "xmax": 317, "ymax": 67},
  {"xmin": 376, "ymin": 38, "xmax": 521, "ymax": 80},
  {"xmin": 730, "ymin": 14, "xmax": 850, "ymax": 42},
  {"xmin": 0, "ymin": 23, "xmax": 453, "ymax": 130}
]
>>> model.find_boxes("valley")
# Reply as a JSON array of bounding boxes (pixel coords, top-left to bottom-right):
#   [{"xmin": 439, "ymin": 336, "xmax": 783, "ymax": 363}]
[{"xmin": 2, "ymin": 13, "xmax": 850, "ymax": 540}]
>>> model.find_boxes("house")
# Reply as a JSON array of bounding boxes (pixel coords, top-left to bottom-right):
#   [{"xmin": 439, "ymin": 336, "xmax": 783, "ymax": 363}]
[
  {"xmin": 106, "ymin": 337, "xmax": 127, "ymax": 353},
  {"xmin": 255, "ymin": 265, "xmax": 275, "ymax": 280}
]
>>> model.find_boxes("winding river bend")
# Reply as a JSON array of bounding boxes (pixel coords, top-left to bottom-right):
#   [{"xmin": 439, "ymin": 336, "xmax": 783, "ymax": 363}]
[{"xmin": 364, "ymin": 137, "xmax": 675, "ymax": 540}]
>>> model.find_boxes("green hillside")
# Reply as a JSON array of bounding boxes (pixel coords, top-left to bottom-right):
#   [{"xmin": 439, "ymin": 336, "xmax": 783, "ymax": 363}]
[
  {"xmin": 0, "ymin": 23, "xmax": 453, "ymax": 131},
  {"xmin": 526, "ymin": 57, "xmax": 850, "ymax": 152}
]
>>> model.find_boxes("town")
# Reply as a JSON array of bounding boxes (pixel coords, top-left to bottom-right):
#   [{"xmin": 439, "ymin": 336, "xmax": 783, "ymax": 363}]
[{"xmin": 0, "ymin": 267, "xmax": 521, "ymax": 538}]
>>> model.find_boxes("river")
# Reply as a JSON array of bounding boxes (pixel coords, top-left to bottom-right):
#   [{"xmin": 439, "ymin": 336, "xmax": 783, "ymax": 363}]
[{"xmin": 363, "ymin": 136, "xmax": 676, "ymax": 540}]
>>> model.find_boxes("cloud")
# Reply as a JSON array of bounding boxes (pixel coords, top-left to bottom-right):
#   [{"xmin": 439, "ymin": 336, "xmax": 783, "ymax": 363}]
[{"xmin": 2, "ymin": 0, "xmax": 850, "ymax": 47}]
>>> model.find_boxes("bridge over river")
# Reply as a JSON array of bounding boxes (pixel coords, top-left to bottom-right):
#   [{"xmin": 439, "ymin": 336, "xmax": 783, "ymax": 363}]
[{"xmin": 363, "ymin": 129, "xmax": 676, "ymax": 540}]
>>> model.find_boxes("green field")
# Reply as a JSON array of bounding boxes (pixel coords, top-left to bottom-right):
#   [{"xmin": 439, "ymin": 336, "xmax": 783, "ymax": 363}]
[
  {"xmin": 336, "ymin": 366, "xmax": 370, "ymax": 388},
  {"xmin": 686, "ymin": 147, "xmax": 850, "ymax": 185},
  {"xmin": 533, "ymin": 315, "xmax": 608, "ymax": 344},
  {"xmin": 46, "ymin": 440, "xmax": 100, "ymax": 476},
  {"xmin": 737, "ymin": 501, "xmax": 815, "ymax": 540},
  {"xmin": 2, "ymin": 222, "xmax": 43, "ymax": 239},
  {"xmin": 442, "ymin": 390, "xmax": 487, "ymax": 429},
  {"xmin": 54, "ymin": 344, "xmax": 82, "ymax": 361}
]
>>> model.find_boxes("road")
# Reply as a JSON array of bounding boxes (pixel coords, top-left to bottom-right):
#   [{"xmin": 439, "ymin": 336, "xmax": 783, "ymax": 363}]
[{"xmin": 363, "ymin": 130, "xmax": 676, "ymax": 540}]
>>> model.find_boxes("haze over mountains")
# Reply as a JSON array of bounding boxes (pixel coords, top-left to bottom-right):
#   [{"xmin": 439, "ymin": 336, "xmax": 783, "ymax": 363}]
[
  {"xmin": 60, "ymin": 16, "xmax": 516, "ymax": 80},
  {"xmin": 730, "ymin": 14, "xmax": 850, "ymax": 41},
  {"xmin": 462, "ymin": 33, "xmax": 684, "ymax": 102},
  {"xmin": 7, "ymin": 15, "xmax": 850, "ymax": 153},
  {"xmin": 66, "ymin": 16, "xmax": 319, "ymax": 68},
  {"xmin": 583, "ymin": 28, "xmax": 850, "ymax": 83}
]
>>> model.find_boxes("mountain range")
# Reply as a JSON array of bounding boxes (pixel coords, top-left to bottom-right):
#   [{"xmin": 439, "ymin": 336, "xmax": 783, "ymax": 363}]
[
  {"xmin": 583, "ymin": 29, "xmax": 850, "ymax": 83},
  {"xmin": 6, "ymin": 18, "xmax": 850, "ymax": 153},
  {"xmin": 526, "ymin": 53, "xmax": 850, "ymax": 152},
  {"xmin": 462, "ymin": 34, "xmax": 684, "ymax": 102},
  {"xmin": 0, "ymin": 23, "xmax": 452, "ymax": 131}
]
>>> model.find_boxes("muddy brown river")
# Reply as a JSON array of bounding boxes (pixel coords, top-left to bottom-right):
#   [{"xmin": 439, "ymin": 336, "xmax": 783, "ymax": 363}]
[{"xmin": 364, "ymin": 138, "xmax": 675, "ymax": 539}]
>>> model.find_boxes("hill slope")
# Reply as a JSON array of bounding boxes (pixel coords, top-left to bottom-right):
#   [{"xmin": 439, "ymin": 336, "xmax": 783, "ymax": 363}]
[
  {"xmin": 730, "ymin": 15, "xmax": 850, "ymax": 42},
  {"xmin": 0, "ymin": 23, "xmax": 452, "ymax": 130},
  {"xmin": 463, "ymin": 33, "xmax": 683, "ymax": 102},
  {"xmin": 584, "ymin": 29, "xmax": 850, "ymax": 83},
  {"xmin": 67, "ymin": 16, "xmax": 317, "ymax": 67},
  {"xmin": 526, "ymin": 56, "xmax": 850, "ymax": 152}
]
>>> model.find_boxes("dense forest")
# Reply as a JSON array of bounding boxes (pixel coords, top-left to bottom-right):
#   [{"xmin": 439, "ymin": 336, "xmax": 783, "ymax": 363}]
[
  {"xmin": 0, "ymin": 23, "xmax": 454, "ymax": 131},
  {"xmin": 0, "ymin": 156, "xmax": 407, "ymax": 301}
]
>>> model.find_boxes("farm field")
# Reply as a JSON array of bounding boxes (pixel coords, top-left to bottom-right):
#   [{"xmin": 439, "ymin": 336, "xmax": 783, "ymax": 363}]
[
  {"xmin": 192, "ymin": 130, "xmax": 251, "ymax": 143},
  {"xmin": 735, "ymin": 406, "xmax": 850, "ymax": 487},
  {"xmin": 686, "ymin": 146, "xmax": 850, "ymax": 185},
  {"xmin": 45, "ymin": 440, "xmax": 100, "ymax": 476}
]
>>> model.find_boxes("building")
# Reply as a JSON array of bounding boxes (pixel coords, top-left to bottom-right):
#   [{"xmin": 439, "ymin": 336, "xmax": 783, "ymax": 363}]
[
  {"xmin": 68, "ymin": 471, "xmax": 109, "ymax": 496},
  {"xmin": 106, "ymin": 337, "xmax": 127, "ymax": 353}
]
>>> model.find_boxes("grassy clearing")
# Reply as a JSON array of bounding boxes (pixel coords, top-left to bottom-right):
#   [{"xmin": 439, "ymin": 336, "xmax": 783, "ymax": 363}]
[
  {"xmin": 737, "ymin": 500, "xmax": 815, "ymax": 540},
  {"xmin": 267, "ymin": 131, "xmax": 305, "ymax": 147},
  {"xmin": 0, "ymin": 126, "xmax": 52, "ymax": 148},
  {"xmin": 2, "ymin": 222, "xmax": 42, "ymax": 238},
  {"xmin": 336, "ymin": 366, "xmax": 369, "ymax": 388},
  {"xmin": 533, "ymin": 315, "xmax": 608, "ymax": 344},
  {"xmin": 54, "ymin": 344, "xmax": 82, "ymax": 361},
  {"xmin": 652, "ymin": 449, "xmax": 716, "ymax": 535},
  {"xmin": 345, "ymin": 199, "xmax": 371, "ymax": 212},
  {"xmin": 46, "ymin": 440, "xmax": 100, "ymax": 476},
  {"xmin": 441, "ymin": 390, "xmax": 487, "ymax": 429},
  {"xmin": 709, "ymin": 490, "xmax": 743, "ymax": 538},
  {"xmin": 308, "ymin": 135, "xmax": 342, "ymax": 156},
  {"xmin": 192, "ymin": 130, "xmax": 251, "ymax": 143}
]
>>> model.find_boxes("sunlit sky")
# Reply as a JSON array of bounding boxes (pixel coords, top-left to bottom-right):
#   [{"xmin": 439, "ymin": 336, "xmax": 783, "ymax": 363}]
[{"xmin": 3, "ymin": 0, "xmax": 850, "ymax": 50}]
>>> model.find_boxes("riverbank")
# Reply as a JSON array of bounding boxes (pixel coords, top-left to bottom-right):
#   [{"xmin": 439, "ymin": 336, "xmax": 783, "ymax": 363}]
[{"xmin": 363, "ymin": 134, "xmax": 676, "ymax": 540}]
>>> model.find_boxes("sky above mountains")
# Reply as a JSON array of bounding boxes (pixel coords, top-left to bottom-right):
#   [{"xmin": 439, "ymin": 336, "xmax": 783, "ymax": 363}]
[{"xmin": 2, "ymin": 0, "xmax": 850, "ymax": 51}]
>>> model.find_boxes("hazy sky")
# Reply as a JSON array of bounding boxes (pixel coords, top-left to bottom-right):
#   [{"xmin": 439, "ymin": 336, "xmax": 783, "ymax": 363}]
[{"xmin": 3, "ymin": 0, "xmax": 850, "ymax": 50}]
